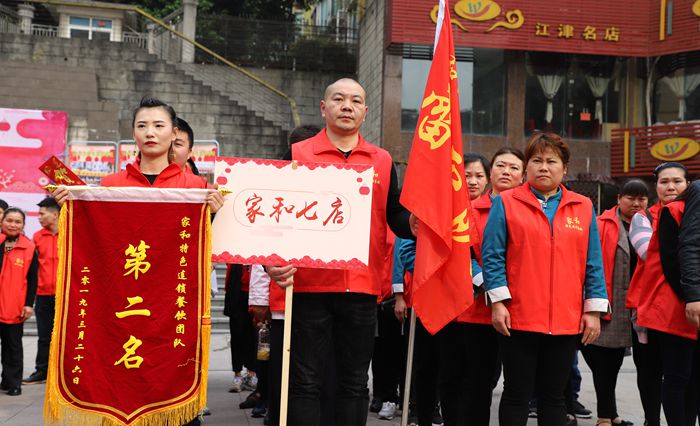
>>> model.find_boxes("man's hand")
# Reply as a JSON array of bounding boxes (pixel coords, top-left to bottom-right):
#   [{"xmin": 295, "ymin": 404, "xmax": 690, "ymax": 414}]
[
  {"xmin": 250, "ymin": 305, "xmax": 271, "ymax": 326},
  {"xmin": 20, "ymin": 306, "xmax": 33, "ymax": 322},
  {"xmin": 53, "ymin": 186, "xmax": 70, "ymax": 207},
  {"xmin": 686, "ymin": 301, "xmax": 700, "ymax": 329},
  {"xmin": 206, "ymin": 189, "xmax": 224, "ymax": 213},
  {"xmin": 394, "ymin": 293, "xmax": 408, "ymax": 322},
  {"xmin": 491, "ymin": 301, "xmax": 511, "ymax": 336},
  {"xmin": 409, "ymin": 214, "xmax": 419, "ymax": 237},
  {"xmin": 267, "ymin": 264, "xmax": 297, "ymax": 288},
  {"xmin": 580, "ymin": 312, "xmax": 601, "ymax": 345}
]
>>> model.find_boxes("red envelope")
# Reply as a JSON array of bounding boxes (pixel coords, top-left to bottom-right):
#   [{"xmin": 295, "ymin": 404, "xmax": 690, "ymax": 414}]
[{"xmin": 39, "ymin": 156, "xmax": 86, "ymax": 186}]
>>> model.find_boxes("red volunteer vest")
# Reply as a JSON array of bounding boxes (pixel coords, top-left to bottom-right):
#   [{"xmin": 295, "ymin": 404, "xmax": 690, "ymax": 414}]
[
  {"xmin": 635, "ymin": 202, "xmax": 697, "ymax": 340},
  {"xmin": 290, "ymin": 129, "xmax": 392, "ymax": 296},
  {"xmin": 101, "ymin": 161, "xmax": 207, "ymax": 189},
  {"xmin": 378, "ymin": 231, "xmax": 396, "ymax": 303},
  {"xmin": 33, "ymin": 228, "xmax": 59, "ymax": 296},
  {"xmin": 458, "ymin": 192, "xmax": 493, "ymax": 324},
  {"xmin": 500, "ymin": 183, "xmax": 593, "ymax": 335},
  {"xmin": 597, "ymin": 206, "xmax": 621, "ymax": 321},
  {"xmin": 0, "ymin": 234, "xmax": 35, "ymax": 324},
  {"xmin": 626, "ymin": 204, "xmax": 662, "ymax": 309}
]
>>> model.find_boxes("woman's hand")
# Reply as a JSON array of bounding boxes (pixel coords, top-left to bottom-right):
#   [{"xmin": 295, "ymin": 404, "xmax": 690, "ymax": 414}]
[
  {"xmin": 53, "ymin": 186, "xmax": 70, "ymax": 207},
  {"xmin": 250, "ymin": 305, "xmax": 271, "ymax": 326},
  {"xmin": 206, "ymin": 189, "xmax": 224, "ymax": 213},
  {"xmin": 491, "ymin": 301, "xmax": 511, "ymax": 336},
  {"xmin": 267, "ymin": 264, "xmax": 297, "ymax": 288},
  {"xmin": 580, "ymin": 312, "xmax": 601, "ymax": 345},
  {"xmin": 20, "ymin": 306, "xmax": 33, "ymax": 322},
  {"xmin": 394, "ymin": 293, "xmax": 408, "ymax": 322}
]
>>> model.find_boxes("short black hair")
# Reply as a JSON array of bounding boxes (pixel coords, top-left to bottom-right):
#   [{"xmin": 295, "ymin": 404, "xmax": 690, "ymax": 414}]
[
  {"xmin": 0, "ymin": 199, "xmax": 7, "ymax": 211},
  {"xmin": 132, "ymin": 96, "xmax": 177, "ymax": 128},
  {"xmin": 653, "ymin": 162, "xmax": 689, "ymax": 183},
  {"xmin": 619, "ymin": 179, "xmax": 649, "ymax": 198},
  {"xmin": 463, "ymin": 152, "xmax": 490, "ymax": 179},
  {"xmin": 289, "ymin": 125, "xmax": 322, "ymax": 145},
  {"xmin": 491, "ymin": 146, "xmax": 526, "ymax": 169},
  {"xmin": 176, "ymin": 117, "xmax": 195, "ymax": 149},
  {"xmin": 2, "ymin": 207, "xmax": 25, "ymax": 222},
  {"xmin": 38, "ymin": 197, "xmax": 60, "ymax": 212}
]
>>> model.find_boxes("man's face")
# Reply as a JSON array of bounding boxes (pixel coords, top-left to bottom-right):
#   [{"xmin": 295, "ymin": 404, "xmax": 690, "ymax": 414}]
[
  {"xmin": 320, "ymin": 80, "xmax": 368, "ymax": 135},
  {"xmin": 172, "ymin": 131, "xmax": 192, "ymax": 169},
  {"xmin": 38, "ymin": 207, "xmax": 58, "ymax": 229}
]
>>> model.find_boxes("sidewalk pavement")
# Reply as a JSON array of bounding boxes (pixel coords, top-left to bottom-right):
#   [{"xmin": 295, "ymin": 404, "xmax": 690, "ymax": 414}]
[{"xmin": 0, "ymin": 333, "xmax": 661, "ymax": 425}]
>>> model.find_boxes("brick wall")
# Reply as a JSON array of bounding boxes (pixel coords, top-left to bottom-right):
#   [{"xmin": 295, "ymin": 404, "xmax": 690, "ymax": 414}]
[{"xmin": 357, "ymin": 0, "xmax": 385, "ymax": 146}]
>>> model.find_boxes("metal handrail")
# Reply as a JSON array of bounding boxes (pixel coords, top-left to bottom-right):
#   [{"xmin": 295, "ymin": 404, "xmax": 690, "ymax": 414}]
[{"xmin": 29, "ymin": 0, "xmax": 301, "ymax": 127}]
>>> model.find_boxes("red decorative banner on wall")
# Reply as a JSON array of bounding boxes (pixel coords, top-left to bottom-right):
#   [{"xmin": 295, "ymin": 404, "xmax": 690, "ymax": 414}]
[{"xmin": 45, "ymin": 187, "xmax": 212, "ymax": 426}]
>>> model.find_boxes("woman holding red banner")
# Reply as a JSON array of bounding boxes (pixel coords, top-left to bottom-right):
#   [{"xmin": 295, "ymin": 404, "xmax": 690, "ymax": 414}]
[
  {"xmin": 0, "ymin": 207, "xmax": 38, "ymax": 396},
  {"xmin": 438, "ymin": 148, "xmax": 525, "ymax": 426},
  {"xmin": 482, "ymin": 132, "xmax": 609, "ymax": 425}
]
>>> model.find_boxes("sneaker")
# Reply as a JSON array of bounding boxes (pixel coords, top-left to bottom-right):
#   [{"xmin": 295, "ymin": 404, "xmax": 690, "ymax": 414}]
[
  {"xmin": 378, "ymin": 402, "xmax": 397, "ymax": 420},
  {"xmin": 229, "ymin": 375, "xmax": 244, "ymax": 393},
  {"xmin": 528, "ymin": 399, "xmax": 537, "ymax": 418},
  {"xmin": 612, "ymin": 418, "xmax": 634, "ymax": 426},
  {"xmin": 22, "ymin": 371, "xmax": 46, "ymax": 384},
  {"xmin": 369, "ymin": 397, "xmax": 383, "ymax": 413},
  {"xmin": 567, "ymin": 414, "xmax": 578, "ymax": 426},
  {"xmin": 572, "ymin": 400, "xmax": 592, "ymax": 419},
  {"xmin": 407, "ymin": 410, "xmax": 418, "ymax": 426},
  {"xmin": 251, "ymin": 400, "xmax": 267, "ymax": 418},
  {"xmin": 200, "ymin": 406, "xmax": 211, "ymax": 416},
  {"xmin": 242, "ymin": 375, "xmax": 258, "ymax": 391},
  {"xmin": 432, "ymin": 404, "xmax": 443, "ymax": 425}
]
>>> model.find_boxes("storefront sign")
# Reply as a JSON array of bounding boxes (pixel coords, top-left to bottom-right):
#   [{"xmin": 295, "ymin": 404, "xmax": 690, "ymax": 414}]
[{"xmin": 650, "ymin": 137, "xmax": 700, "ymax": 161}]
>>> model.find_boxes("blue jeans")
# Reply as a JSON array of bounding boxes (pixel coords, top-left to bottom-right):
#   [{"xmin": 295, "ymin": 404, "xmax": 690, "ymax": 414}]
[{"xmin": 287, "ymin": 292, "xmax": 376, "ymax": 426}]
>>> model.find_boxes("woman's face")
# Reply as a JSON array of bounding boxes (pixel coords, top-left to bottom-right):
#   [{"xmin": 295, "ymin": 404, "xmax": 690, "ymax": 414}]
[
  {"xmin": 133, "ymin": 107, "xmax": 175, "ymax": 160},
  {"xmin": 465, "ymin": 161, "xmax": 488, "ymax": 200},
  {"xmin": 617, "ymin": 194, "xmax": 649, "ymax": 222},
  {"xmin": 656, "ymin": 167, "xmax": 688, "ymax": 205},
  {"xmin": 1, "ymin": 212, "xmax": 25, "ymax": 238},
  {"xmin": 490, "ymin": 153, "xmax": 524, "ymax": 194},
  {"xmin": 526, "ymin": 148, "xmax": 567, "ymax": 195}
]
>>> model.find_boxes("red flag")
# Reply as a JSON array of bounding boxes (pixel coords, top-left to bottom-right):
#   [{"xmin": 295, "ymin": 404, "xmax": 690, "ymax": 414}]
[{"xmin": 399, "ymin": 0, "xmax": 473, "ymax": 334}]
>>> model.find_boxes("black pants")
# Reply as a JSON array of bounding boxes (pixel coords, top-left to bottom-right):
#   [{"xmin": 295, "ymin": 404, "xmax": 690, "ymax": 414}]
[
  {"xmin": 581, "ymin": 344, "xmax": 626, "ymax": 418},
  {"xmin": 651, "ymin": 329, "xmax": 699, "ymax": 426},
  {"xmin": 0, "ymin": 322, "xmax": 23, "ymax": 389},
  {"xmin": 632, "ymin": 328, "xmax": 663, "ymax": 426},
  {"xmin": 498, "ymin": 330, "xmax": 579, "ymax": 426},
  {"xmin": 437, "ymin": 322, "xmax": 499, "ymax": 426},
  {"xmin": 226, "ymin": 289, "xmax": 256, "ymax": 373},
  {"xmin": 414, "ymin": 316, "xmax": 440, "ymax": 426},
  {"xmin": 287, "ymin": 292, "xmax": 376, "ymax": 426},
  {"xmin": 372, "ymin": 303, "xmax": 404, "ymax": 404},
  {"xmin": 34, "ymin": 295, "xmax": 55, "ymax": 374}
]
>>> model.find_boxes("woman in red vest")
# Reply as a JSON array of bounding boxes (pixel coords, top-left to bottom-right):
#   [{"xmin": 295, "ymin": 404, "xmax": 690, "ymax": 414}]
[
  {"xmin": 0, "ymin": 207, "xmax": 38, "ymax": 396},
  {"xmin": 627, "ymin": 162, "xmax": 689, "ymax": 426},
  {"xmin": 482, "ymin": 132, "xmax": 609, "ymax": 425},
  {"xmin": 583, "ymin": 179, "xmax": 649, "ymax": 426}
]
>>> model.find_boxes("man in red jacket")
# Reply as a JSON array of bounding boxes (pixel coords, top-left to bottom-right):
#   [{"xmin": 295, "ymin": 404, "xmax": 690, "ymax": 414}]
[
  {"xmin": 267, "ymin": 79, "xmax": 415, "ymax": 426},
  {"xmin": 24, "ymin": 197, "xmax": 60, "ymax": 384}
]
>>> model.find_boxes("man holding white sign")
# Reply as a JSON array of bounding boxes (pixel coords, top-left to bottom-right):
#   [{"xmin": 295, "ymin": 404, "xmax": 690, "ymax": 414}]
[{"xmin": 267, "ymin": 78, "xmax": 415, "ymax": 426}]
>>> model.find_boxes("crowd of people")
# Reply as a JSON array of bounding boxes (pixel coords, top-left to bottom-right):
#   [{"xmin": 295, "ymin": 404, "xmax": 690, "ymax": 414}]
[{"xmin": 0, "ymin": 78, "xmax": 699, "ymax": 426}]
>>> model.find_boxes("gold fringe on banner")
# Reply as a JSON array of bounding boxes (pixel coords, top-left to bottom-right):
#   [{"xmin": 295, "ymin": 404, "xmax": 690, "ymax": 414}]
[{"xmin": 44, "ymin": 202, "xmax": 213, "ymax": 426}]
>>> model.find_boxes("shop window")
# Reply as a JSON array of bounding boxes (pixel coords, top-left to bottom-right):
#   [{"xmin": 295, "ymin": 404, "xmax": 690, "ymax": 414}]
[
  {"xmin": 654, "ymin": 67, "xmax": 700, "ymax": 123},
  {"xmin": 69, "ymin": 16, "xmax": 113, "ymax": 41},
  {"xmin": 401, "ymin": 48, "xmax": 506, "ymax": 136},
  {"xmin": 524, "ymin": 53, "xmax": 623, "ymax": 140}
]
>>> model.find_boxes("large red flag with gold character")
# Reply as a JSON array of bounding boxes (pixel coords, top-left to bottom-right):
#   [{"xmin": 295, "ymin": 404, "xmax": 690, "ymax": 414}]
[
  {"xmin": 45, "ymin": 187, "xmax": 212, "ymax": 426},
  {"xmin": 400, "ymin": 0, "xmax": 473, "ymax": 334}
]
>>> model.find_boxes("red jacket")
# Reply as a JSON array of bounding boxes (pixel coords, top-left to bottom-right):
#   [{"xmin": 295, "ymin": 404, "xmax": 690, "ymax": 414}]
[
  {"xmin": 379, "ymin": 231, "xmax": 396, "ymax": 303},
  {"xmin": 101, "ymin": 162, "xmax": 207, "ymax": 188},
  {"xmin": 597, "ymin": 206, "xmax": 621, "ymax": 321},
  {"xmin": 0, "ymin": 234, "xmax": 36, "ymax": 324},
  {"xmin": 626, "ymin": 203, "xmax": 662, "ymax": 309},
  {"xmin": 635, "ymin": 202, "xmax": 697, "ymax": 340},
  {"xmin": 500, "ymin": 184, "xmax": 594, "ymax": 335},
  {"xmin": 33, "ymin": 228, "xmax": 58, "ymax": 296},
  {"xmin": 458, "ymin": 192, "xmax": 492, "ymax": 324},
  {"xmin": 290, "ymin": 129, "xmax": 393, "ymax": 295}
]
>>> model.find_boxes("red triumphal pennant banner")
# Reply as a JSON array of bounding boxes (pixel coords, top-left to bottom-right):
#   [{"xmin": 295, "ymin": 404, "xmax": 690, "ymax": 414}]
[
  {"xmin": 400, "ymin": 0, "xmax": 473, "ymax": 334},
  {"xmin": 45, "ymin": 187, "xmax": 212, "ymax": 426}
]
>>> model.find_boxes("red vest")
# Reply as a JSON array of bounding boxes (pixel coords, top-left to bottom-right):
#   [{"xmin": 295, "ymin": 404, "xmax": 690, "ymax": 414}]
[
  {"xmin": 597, "ymin": 206, "xmax": 621, "ymax": 321},
  {"xmin": 33, "ymin": 228, "xmax": 58, "ymax": 296},
  {"xmin": 635, "ymin": 202, "xmax": 697, "ymax": 340},
  {"xmin": 101, "ymin": 161, "xmax": 207, "ymax": 189},
  {"xmin": 500, "ymin": 183, "xmax": 593, "ymax": 335},
  {"xmin": 626, "ymin": 203, "xmax": 662, "ymax": 309},
  {"xmin": 378, "ymin": 231, "xmax": 396, "ymax": 303},
  {"xmin": 290, "ymin": 129, "xmax": 393, "ymax": 295},
  {"xmin": 458, "ymin": 192, "xmax": 493, "ymax": 324},
  {"xmin": 0, "ymin": 234, "xmax": 35, "ymax": 324}
]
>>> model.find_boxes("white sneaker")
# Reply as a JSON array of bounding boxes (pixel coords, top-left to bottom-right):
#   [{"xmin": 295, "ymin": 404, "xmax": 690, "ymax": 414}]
[
  {"xmin": 242, "ymin": 375, "xmax": 258, "ymax": 391},
  {"xmin": 378, "ymin": 402, "xmax": 397, "ymax": 420},
  {"xmin": 229, "ymin": 376, "xmax": 243, "ymax": 393}
]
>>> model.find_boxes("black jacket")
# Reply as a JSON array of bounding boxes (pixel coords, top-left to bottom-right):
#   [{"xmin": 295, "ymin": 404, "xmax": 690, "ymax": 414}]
[{"xmin": 678, "ymin": 180, "xmax": 700, "ymax": 302}]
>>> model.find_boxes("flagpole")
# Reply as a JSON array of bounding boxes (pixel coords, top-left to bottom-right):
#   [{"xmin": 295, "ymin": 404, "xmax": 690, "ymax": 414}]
[
  {"xmin": 401, "ymin": 308, "xmax": 417, "ymax": 426},
  {"xmin": 280, "ymin": 283, "xmax": 294, "ymax": 426}
]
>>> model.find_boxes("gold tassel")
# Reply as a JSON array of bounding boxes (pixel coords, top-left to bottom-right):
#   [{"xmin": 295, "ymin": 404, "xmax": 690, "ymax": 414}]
[{"xmin": 199, "ymin": 205, "xmax": 212, "ymax": 407}]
